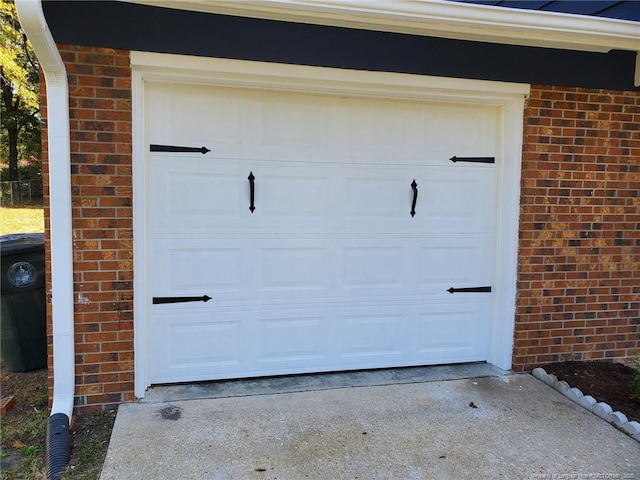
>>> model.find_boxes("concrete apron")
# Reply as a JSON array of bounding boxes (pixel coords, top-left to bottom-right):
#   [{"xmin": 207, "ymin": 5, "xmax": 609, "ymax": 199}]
[{"xmin": 100, "ymin": 367, "xmax": 640, "ymax": 480}]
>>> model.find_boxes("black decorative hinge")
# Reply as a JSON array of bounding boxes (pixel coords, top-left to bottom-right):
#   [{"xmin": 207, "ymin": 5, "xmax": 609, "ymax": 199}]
[
  {"xmin": 449, "ymin": 156, "xmax": 495, "ymax": 164},
  {"xmin": 153, "ymin": 295, "xmax": 212, "ymax": 304},
  {"xmin": 150, "ymin": 145, "xmax": 211, "ymax": 154},
  {"xmin": 447, "ymin": 286, "xmax": 492, "ymax": 294}
]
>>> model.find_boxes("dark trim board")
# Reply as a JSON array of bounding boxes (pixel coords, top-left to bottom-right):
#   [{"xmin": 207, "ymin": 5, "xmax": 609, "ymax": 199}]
[{"xmin": 43, "ymin": 0, "xmax": 638, "ymax": 91}]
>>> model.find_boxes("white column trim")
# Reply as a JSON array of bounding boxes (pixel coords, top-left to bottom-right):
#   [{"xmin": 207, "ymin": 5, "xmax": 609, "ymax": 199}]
[{"xmin": 132, "ymin": 68, "xmax": 148, "ymax": 398}]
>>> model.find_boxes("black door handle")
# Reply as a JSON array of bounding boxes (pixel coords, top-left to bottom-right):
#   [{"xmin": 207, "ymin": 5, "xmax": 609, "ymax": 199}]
[
  {"xmin": 410, "ymin": 179, "xmax": 418, "ymax": 217},
  {"xmin": 248, "ymin": 172, "xmax": 255, "ymax": 213}
]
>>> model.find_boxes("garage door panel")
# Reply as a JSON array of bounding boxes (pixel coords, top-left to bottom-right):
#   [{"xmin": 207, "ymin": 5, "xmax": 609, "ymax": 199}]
[
  {"xmin": 169, "ymin": 321, "xmax": 242, "ymax": 366},
  {"xmin": 259, "ymin": 173, "xmax": 330, "ymax": 218},
  {"xmin": 423, "ymin": 106, "xmax": 497, "ymax": 155},
  {"xmin": 259, "ymin": 247, "xmax": 328, "ymax": 293},
  {"xmin": 340, "ymin": 312, "xmax": 405, "ymax": 358},
  {"xmin": 261, "ymin": 99, "xmax": 329, "ymax": 148},
  {"xmin": 422, "ymin": 168, "xmax": 496, "ymax": 233},
  {"xmin": 168, "ymin": 247, "xmax": 243, "ymax": 294},
  {"xmin": 148, "ymin": 157, "xmax": 247, "ymax": 232},
  {"xmin": 343, "ymin": 98, "xmax": 424, "ymax": 161},
  {"xmin": 257, "ymin": 314, "xmax": 328, "ymax": 363},
  {"xmin": 152, "ymin": 236, "xmax": 494, "ymax": 302},
  {"xmin": 147, "ymin": 83, "xmax": 246, "ymax": 154},
  {"xmin": 151, "ymin": 235, "xmax": 493, "ymax": 302},
  {"xmin": 344, "ymin": 176, "xmax": 409, "ymax": 218},
  {"xmin": 149, "ymin": 312, "xmax": 244, "ymax": 383},
  {"xmin": 149, "ymin": 163, "xmax": 496, "ymax": 234},
  {"xmin": 245, "ymin": 163, "xmax": 386, "ymax": 228},
  {"xmin": 416, "ymin": 302, "xmax": 491, "ymax": 360},
  {"xmin": 417, "ymin": 236, "xmax": 495, "ymax": 292},
  {"xmin": 255, "ymin": 240, "xmax": 334, "ymax": 300},
  {"xmin": 149, "ymin": 239, "xmax": 247, "ymax": 298},
  {"xmin": 342, "ymin": 246, "xmax": 405, "ymax": 292},
  {"xmin": 149, "ymin": 82, "xmax": 497, "ymax": 167},
  {"xmin": 148, "ymin": 300, "xmax": 492, "ymax": 383},
  {"xmin": 158, "ymin": 171, "xmax": 241, "ymax": 218},
  {"xmin": 152, "ymin": 238, "xmax": 336, "ymax": 303}
]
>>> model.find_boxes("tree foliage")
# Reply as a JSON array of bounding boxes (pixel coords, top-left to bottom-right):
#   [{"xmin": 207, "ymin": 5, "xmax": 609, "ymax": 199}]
[{"xmin": 1, "ymin": 0, "xmax": 41, "ymax": 182}]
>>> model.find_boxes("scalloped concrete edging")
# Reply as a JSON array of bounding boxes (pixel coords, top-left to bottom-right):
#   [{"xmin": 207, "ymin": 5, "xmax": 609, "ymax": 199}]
[{"xmin": 532, "ymin": 367, "xmax": 640, "ymax": 443}]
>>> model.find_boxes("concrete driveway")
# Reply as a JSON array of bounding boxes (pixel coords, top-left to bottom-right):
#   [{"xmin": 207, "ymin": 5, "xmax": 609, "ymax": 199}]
[{"xmin": 100, "ymin": 366, "xmax": 639, "ymax": 479}]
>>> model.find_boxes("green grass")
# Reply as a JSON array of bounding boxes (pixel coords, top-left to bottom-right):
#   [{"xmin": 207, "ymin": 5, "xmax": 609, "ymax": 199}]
[
  {"xmin": 0, "ymin": 382, "xmax": 49, "ymax": 480},
  {"xmin": 61, "ymin": 411, "xmax": 117, "ymax": 480},
  {"xmin": 1, "ymin": 366, "xmax": 115, "ymax": 480},
  {"xmin": 0, "ymin": 206, "xmax": 44, "ymax": 235}
]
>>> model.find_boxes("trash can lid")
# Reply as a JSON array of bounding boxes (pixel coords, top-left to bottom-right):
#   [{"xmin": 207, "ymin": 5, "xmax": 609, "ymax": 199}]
[{"xmin": 0, "ymin": 233, "xmax": 45, "ymax": 255}]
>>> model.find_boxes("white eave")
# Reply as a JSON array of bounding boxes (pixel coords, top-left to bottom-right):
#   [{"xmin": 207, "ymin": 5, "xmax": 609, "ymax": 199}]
[{"xmin": 124, "ymin": 0, "xmax": 640, "ymax": 53}]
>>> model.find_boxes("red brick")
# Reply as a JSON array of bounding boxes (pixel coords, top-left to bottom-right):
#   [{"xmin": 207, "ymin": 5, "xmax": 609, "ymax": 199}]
[{"xmin": 514, "ymin": 85, "xmax": 640, "ymax": 372}]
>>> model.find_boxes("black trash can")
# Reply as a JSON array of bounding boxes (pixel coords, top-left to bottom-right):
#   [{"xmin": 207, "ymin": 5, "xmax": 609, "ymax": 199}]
[{"xmin": 1, "ymin": 233, "xmax": 47, "ymax": 371}]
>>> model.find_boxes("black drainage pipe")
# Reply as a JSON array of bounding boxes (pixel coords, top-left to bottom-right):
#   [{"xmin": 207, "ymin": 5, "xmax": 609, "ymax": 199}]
[{"xmin": 46, "ymin": 412, "xmax": 70, "ymax": 480}]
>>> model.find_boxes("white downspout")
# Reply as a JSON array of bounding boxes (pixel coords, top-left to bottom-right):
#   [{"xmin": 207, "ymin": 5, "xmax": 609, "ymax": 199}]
[{"xmin": 15, "ymin": 0, "xmax": 74, "ymax": 420}]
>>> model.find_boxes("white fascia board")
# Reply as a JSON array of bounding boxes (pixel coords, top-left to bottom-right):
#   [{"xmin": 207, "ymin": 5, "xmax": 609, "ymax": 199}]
[{"xmin": 124, "ymin": 0, "xmax": 640, "ymax": 53}]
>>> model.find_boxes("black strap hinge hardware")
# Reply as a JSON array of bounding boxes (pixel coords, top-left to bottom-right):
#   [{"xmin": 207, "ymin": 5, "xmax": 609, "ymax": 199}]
[
  {"xmin": 449, "ymin": 156, "xmax": 495, "ymax": 164},
  {"xmin": 150, "ymin": 145, "xmax": 211, "ymax": 154},
  {"xmin": 153, "ymin": 295, "xmax": 212, "ymax": 304},
  {"xmin": 447, "ymin": 286, "xmax": 492, "ymax": 294}
]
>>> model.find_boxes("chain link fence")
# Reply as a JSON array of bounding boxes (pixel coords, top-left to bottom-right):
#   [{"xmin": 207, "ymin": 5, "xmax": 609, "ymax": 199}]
[{"xmin": 0, "ymin": 180, "xmax": 44, "ymax": 206}]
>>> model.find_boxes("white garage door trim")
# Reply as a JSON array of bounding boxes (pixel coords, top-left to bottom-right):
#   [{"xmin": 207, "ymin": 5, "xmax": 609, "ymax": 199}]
[{"xmin": 131, "ymin": 52, "xmax": 528, "ymax": 398}]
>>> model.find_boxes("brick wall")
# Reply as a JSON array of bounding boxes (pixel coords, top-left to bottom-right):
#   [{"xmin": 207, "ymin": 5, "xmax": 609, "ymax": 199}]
[
  {"xmin": 513, "ymin": 85, "xmax": 640, "ymax": 371},
  {"xmin": 43, "ymin": 45, "xmax": 134, "ymax": 413},
  {"xmin": 42, "ymin": 47, "xmax": 639, "ymax": 410}
]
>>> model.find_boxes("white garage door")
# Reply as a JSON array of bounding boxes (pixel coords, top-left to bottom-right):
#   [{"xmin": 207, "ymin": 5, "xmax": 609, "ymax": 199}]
[{"xmin": 144, "ymin": 81, "xmax": 499, "ymax": 384}]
